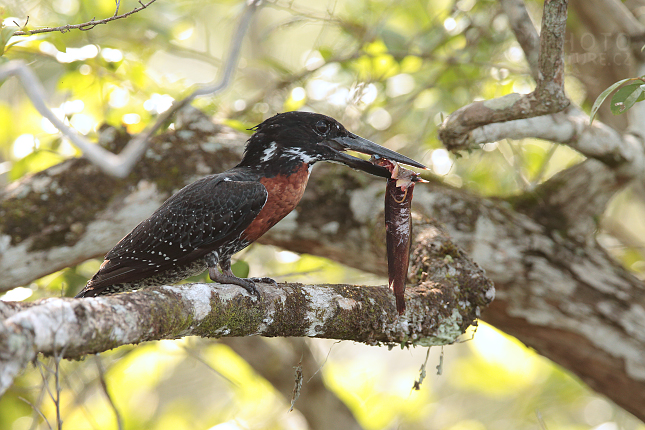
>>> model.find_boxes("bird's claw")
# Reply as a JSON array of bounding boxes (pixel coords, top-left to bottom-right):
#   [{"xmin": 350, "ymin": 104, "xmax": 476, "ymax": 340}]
[
  {"xmin": 249, "ymin": 277, "xmax": 278, "ymax": 287},
  {"xmin": 209, "ymin": 269, "xmax": 262, "ymax": 298},
  {"xmin": 239, "ymin": 279, "xmax": 261, "ymax": 299}
]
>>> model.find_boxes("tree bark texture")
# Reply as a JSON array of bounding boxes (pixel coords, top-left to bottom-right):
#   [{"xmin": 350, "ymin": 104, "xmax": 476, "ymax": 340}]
[
  {"xmin": 0, "ymin": 106, "xmax": 643, "ymax": 420},
  {"xmin": 0, "ymin": 231, "xmax": 492, "ymax": 396}
]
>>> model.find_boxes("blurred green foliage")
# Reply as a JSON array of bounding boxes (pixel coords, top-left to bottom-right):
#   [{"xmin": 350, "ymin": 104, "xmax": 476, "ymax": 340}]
[
  {"xmin": 5, "ymin": 319, "xmax": 641, "ymax": 430},
  {"xmin": 1, "ymin": 0, "xmax": 645, "ymax": 429}
]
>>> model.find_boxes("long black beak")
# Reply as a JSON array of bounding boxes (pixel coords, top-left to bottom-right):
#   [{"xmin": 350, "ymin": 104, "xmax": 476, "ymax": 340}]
[{"xmin": 325, "ymin": 133, "xmax": 427, "ymax": 178}]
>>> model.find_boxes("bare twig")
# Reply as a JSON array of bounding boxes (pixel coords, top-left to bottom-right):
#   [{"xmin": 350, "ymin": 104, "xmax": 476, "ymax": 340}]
[
  {"xmin": 123, "ymin": 0, "xmax": 264, "ymax": 171},
  {"xmin": 0, "ymin": 61, "xmax": 127, "ymax": 175},
  {"xmin": 14, "ymin": 16, "xmax": 30, "ymax": 30},
  {"xmin": 13, "ymin": 0, "xmax": 158, "ymax": 36},
  {"xmin": 52, "ymin": 352, "xmax": 63, "ymax": 430},
  {"xmin": 306, "ymin": 340, "xmax": 339, "ymax": 383},
  {"xmin": 27, "ymin": 379, "xmax": 49, "ymax": 430},
  {"xmin": 499, "ymin": 0, "xmax": 540, "ymax": 80},
  {"xmin": 595, "ymin": 0, "xmax": 644, "ymax": 37},
  {"xmin": 0, "ymin": 0, "xmax": 262, "ymax": 178},
  {"xmin": 19, "ymin": 396, "xmax": 53, "ymax": 430},
  {"xmin": 35, "ymin": 358, "xmax": 63, "ymax": 430},
  {"xmin": 95, "ymin": 356, "xmax": 124, "ymax": 430},
  {"xmin": 530, "ymin": 142, "xmax": 559, "ymax": 187},
  {"xmin": 504, "ymin": 139, "xmax": 531, "ymax": 189},
  {"xmin": 289, "ymin": 358, "xmax": 303, "ymax": 412},
  {"xmin": 35, "ymin": 361, "xmax": 56, "ymax": 418},
  {"xmin": 536, "ymin": 410, "xmax": 549, "ymax": 430},
  {"xmin": 182, "ymin": 346, "xmax": 237, "ymax": 386},
  {"xmin": 36, "ymin": 350, "xmax": 67, "ymax": 429},
  {"xmin": 192, "ymin": 0, "xmax": 262, "ymax": 98}
]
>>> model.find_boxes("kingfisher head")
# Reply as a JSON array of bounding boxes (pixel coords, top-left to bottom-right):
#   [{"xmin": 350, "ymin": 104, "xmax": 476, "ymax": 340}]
[{"xmin": 238, "ymin": 111, "xmax": 426, "ymax": 177}]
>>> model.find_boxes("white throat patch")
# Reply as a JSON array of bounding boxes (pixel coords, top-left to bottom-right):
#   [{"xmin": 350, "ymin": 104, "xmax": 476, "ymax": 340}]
[{"xmin": 283, "ymin": 147, "xmax": 318, "ymax": 164}]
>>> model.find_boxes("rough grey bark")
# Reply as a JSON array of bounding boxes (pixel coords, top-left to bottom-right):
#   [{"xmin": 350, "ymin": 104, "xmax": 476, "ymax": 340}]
[
  {"xmin": 433, "ymin": 0, "xmax": 645, "ymax": 420},
  {"xmin": 0, "ymin": 221, "xmax": 493, "ymax": 397}
]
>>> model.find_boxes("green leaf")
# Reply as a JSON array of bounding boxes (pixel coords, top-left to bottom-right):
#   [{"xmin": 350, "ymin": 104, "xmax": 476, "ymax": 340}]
[
  {"xmin": 0, "ymin": 26, "xmax": 18, "ymax": 56},
  {"xmin": 626, "ymin": 84, "xmax": 645, "ymax": 105},
  {"xmin": 381, "ymin": 28, "xmax": 407, "ymax": 53},
  {"xmin": 221, "ymin": 118, "xmax": 254, "ymax": 133},
  {"xmin": 48, "ymin": 33, "xmax": 68, "ymax": 53},
  {"xmin": 364, "ymin": 39, "xmax": 388, "ymax": 56},
  {"xmin": 610, "ymin": 83, "xmax": 645, "ymax": 115},
  {"xmin": 318, "ymin": 46, "xmax": 333, "ymax": 61},
  {"xmin": 589, "ymin": 78, "xmax": 632, "ymax": 124},
  {"xmin": 9, "ymin": 150, "xmax": 64, "ymax": 181},
  {"xmin": 231, "ymin": 260, "xmax": 250, "ymax": 278}
]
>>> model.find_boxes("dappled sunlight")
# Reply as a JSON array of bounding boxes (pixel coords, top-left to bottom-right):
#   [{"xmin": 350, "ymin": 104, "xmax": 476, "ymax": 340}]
[
  {"xmin": 12, "ymin": 134, "xmax": 37, "ymax": 158},
  {"xmin": 469, "ymin": 323, "xmax": 544, "ymax": 375},
  {"xmin": 0, "ymin": 327, "xmax": 638, "ymax": 429},
  {"xmin": 324, "ymin": 350, "xmax": 435, "ymax": 429},
  {"xmin": 449, "ymin": 333, "xmax": 548, "ymax": 397},
  {"xmin": 0, "ymin": 286, "xmax": 33, "ymax": 301}
]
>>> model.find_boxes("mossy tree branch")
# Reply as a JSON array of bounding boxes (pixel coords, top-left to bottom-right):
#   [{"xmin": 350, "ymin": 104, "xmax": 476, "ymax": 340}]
[{"xmin": 0, "ymin": 224, "xmax": 493, "ymax": 396}]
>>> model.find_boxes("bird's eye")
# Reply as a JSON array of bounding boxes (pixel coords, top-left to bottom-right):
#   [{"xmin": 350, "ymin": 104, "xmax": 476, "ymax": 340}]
[{"xmin": 315, "ymin": 120, "xmax": 330, "ymax": 135}]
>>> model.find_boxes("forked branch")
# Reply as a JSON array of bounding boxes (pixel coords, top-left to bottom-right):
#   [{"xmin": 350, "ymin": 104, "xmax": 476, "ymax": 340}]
[
  {"xmin": 0, "ymin": 0, "xmax": 262, "ymax": 178},
  {"xmin": 439, "ymin": 0, "xmax": 570, "ymax": 150}
]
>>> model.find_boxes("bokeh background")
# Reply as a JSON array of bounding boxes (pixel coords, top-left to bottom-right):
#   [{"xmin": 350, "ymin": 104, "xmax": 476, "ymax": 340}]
[{"xmin": 1, "ymin": 0, "xmax": 644, "ymax": 428}]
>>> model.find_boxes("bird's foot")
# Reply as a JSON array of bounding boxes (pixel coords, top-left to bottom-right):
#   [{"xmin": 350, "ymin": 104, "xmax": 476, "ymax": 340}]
[
  {"xmin": 209, "ymin": 268, "xmax": 261, "ymax": 298},
  {"xmin": 248, "ymin": 277, "xmax": 278, "ymax": 287}
]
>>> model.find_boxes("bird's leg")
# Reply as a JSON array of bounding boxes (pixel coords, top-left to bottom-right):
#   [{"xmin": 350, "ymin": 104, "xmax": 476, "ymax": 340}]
[
  {"xmin": 206, "ymin": 253, "xmax": 261, "ymax": 297},
  {"xmin": 220, "ymin": 256, "xmax": 278, "ymax": 287}
]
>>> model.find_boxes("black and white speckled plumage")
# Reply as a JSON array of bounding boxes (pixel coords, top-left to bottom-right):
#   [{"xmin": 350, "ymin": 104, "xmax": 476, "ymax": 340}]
[
  {"xmin": 75, "ymin": 111, "xmax": 425, "ymax": 298},
  {"xmin": 76, "ymin": 171, "xmax": 266, "ymax": 297}
]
